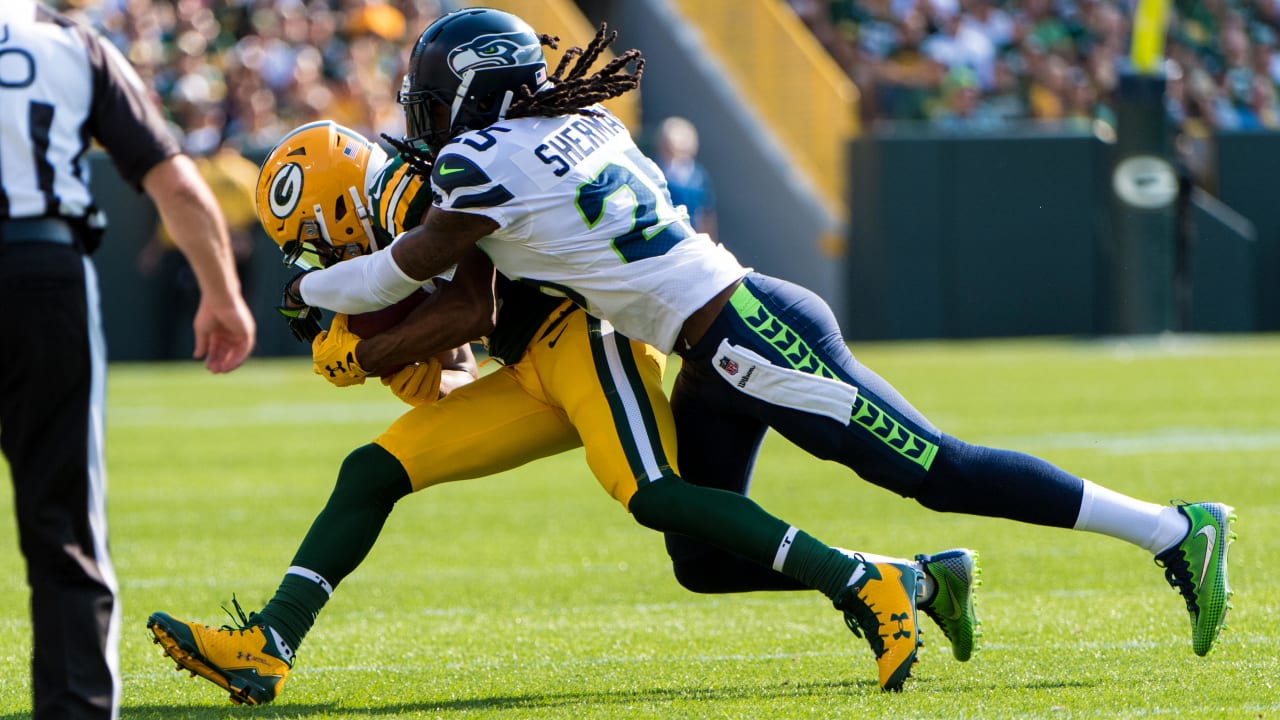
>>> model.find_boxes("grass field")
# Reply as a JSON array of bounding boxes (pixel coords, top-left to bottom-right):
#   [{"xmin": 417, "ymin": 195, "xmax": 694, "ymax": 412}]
[{"xmin": 0, "ymin": 335, "xmax": 1277, "ymax": 718}]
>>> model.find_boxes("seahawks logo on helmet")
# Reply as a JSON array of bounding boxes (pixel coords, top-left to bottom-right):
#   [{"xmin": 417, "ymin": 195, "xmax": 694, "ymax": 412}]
[
  {"xmin": 447, "ymin": 32, "xmax": 544, "ymax": 78},
  {"xmin": 268, "ymin": 162, "xmax": 304, "ymax": 219}
]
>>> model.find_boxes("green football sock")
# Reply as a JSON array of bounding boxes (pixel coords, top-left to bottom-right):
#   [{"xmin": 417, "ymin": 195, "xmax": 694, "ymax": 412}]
[
  {"xmin": 776, "ymin": 529, "xmax": 864, "ymax": 600},
  {"xmin": 256, "ymin": 573, "xmax": 328, "ymax": 652},
  {"xmin": 257, "ymin": 443, "xmax": 411, "ymax": 651},
  {"xmin": 628, "ymin": 477, "xmax": 861, "ymax": 601}
]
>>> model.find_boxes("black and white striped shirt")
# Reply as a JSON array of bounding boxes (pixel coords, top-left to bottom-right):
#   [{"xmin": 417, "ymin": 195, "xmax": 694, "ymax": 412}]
[{"xmin": 0, "ymin": 0, "xmax": 178, "ymax": 224}]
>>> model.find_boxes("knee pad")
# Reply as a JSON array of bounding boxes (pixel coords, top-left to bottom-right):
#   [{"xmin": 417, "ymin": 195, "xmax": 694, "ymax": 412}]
[
  {"xmin": 627, "ymin": 476, "xmax": 691, "ymax": 533},
  {"xmin": 333, "ymin": 443, "xmax": 413, "ymax": 510}
]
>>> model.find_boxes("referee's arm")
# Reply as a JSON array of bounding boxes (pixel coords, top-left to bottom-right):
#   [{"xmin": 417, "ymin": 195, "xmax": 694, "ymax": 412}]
[
  {"xmin": 142, "ymin": 155, "xmax": 256, "ymax": 372},
  {"xmin": 84, "ymin": 20, "xmax": 256, "ymax": 372}
]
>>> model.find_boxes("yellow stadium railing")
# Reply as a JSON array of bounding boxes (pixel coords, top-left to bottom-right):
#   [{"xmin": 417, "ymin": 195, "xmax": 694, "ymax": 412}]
[
  {"xmin": 672, "ymin": 0, "xmax": 859, "ymax": 225},
  {"xmin": 456, "ymin": 0, "xmax": 640, "ymax": 130}
]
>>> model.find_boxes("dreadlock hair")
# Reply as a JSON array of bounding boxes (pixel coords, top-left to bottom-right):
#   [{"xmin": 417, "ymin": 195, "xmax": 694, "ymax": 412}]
[
  {"xmin": 506, "ymin": 23, "xmax": 644, "ymax": 121},
  {"xmin": 380, "ymin": 133, "xmax": 433, "ymax": 175}
]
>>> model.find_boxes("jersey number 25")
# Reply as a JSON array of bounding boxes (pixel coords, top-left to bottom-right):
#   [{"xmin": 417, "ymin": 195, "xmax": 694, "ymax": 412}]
[{"xmin": 575, "ymin": 148, "xmax": 695, "ymax": 263}]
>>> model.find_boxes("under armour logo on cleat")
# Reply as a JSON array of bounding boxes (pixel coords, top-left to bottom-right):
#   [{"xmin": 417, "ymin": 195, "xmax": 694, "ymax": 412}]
[{"xmin": 892, "ymin": 612, "xmax": 912, "ymax": 640}]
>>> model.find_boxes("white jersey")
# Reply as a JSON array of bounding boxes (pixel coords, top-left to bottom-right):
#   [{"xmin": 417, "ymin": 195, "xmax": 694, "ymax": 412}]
[{"xmin": 429, "ymin": 107, "xmax": 747, "ymax": 353}]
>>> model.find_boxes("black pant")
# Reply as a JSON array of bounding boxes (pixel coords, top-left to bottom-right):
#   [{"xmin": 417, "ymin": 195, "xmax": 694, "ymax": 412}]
[{"xmin": 0, "ymin": 240, "xmax": 117, "ymax": 719}]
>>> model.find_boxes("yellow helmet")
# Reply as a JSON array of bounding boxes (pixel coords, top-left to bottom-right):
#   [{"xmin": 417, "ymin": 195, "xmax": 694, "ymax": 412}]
[{"xmin": 255, "ymin": 121, "xmax": 389, "ymax": 269}]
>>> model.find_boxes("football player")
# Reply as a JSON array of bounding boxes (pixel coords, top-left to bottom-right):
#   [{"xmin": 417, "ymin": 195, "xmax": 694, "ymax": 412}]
[
  {"xmin": 147, "ymin": 121, "xmax": 976, "ymax": 703},
  {"xmin": 251, "ymin": 120, "xmax": 480, "ymax": 399},
  {"xmin": 287, "ymin": 7, "xmax": 1236, "ymax": 692}
]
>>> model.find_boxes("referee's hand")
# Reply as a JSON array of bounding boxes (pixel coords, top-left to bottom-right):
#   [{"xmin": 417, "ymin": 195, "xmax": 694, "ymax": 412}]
[{"xmin": 193, "ymin": 296, "xmax": 256, "ymax": 373}]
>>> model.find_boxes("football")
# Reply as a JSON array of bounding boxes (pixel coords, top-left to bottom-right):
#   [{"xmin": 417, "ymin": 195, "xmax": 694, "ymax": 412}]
[{"xmin": 347, "ymin": 290, "xmax": 429, "ymax": 339}]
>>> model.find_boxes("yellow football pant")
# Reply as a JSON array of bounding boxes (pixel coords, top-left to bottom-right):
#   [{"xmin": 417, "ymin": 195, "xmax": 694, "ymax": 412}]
[{"xmin": 375, "ymin": 303, "xmax": 679, "ymax": 507}]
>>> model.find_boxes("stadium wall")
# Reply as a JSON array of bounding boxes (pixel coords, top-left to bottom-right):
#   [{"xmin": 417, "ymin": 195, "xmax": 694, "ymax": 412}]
[
  {"xmin": 845, "ymin": 129, "xmax": 1260, "ymax": 340},
  {"xmin": 85, "ymin": 133, "xmax": 1272, "ymax": 359},
  {"xmin": 1215, "ymin": 132, "xmax": 1280, "ymax": 331}
]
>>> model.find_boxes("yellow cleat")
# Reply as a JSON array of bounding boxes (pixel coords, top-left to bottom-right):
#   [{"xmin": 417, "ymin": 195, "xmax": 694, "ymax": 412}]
[
  {"xmin": 147, "ymin": 604, "xmax": 293, "ymax": 705},
  {"xmin": 836, "ymin": 558, "xmax": 923, "ymax": 692}
]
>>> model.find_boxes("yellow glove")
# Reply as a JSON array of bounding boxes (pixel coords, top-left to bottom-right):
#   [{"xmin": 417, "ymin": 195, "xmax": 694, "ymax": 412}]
[
  {"xmin": 380, "ymin": 359, "xmax": 443, "ymax": 407},
  {"xmin": 312, "ymin": 313, "xmax": 368, "ymax": 387}
]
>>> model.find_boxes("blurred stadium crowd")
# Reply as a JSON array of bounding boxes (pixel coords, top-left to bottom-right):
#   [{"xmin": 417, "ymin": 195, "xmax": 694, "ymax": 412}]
[
  {"xmin": 59, "ymin": 1, "xmax": 1280, "ymax": 155},
  {"xmin": 791, "ymin": 0, "xmax": 1280, "ymax": 137},
  {"xmin": 48, "ymin": 0, "xmax": 457, "ymax": 358},
  {"xmin": 57, "ymin": 0, "xmax": 450, "ymax": 156}
]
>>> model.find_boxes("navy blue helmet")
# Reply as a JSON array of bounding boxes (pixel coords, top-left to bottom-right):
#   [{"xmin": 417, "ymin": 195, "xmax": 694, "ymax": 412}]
[{"xmin": 398, "ymin": 8, "xmax": 549, "ymax": 154}]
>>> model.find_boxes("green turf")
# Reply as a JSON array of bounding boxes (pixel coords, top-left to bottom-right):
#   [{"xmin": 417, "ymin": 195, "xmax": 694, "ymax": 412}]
[{"xmin": 0, "ymin": 335, "xmax": 1277, "ymax": 718}]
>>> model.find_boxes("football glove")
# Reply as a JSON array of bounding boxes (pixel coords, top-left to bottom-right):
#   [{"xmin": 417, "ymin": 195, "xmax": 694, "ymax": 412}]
[
  {"xmin": 312, "ymin": 313, "xmax": 368, "ymax": 387},
  {"xmin": 278, "ymin": 305, "xmax": 323, "ymax": 343},
  {"xmin": 278, "ymin": 269, "xmax": 322, "ymax": 343},
  {"xmin": 380, "ymin": 359, "xmax": 443, "ymax": 407}
]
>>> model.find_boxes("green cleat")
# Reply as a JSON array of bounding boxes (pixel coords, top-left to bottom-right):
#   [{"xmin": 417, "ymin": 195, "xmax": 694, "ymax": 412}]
[
  {"xmin": 1155, "ymin": 501, "xmax": 1236, "ymax": 656},
  {"xmin": 147, "ymin": 598, "xmax": 294, "ymax": 705},
  {"xmin": 835, "ymin": 557, "xmax": 922, "ymax": 692},
  {"xmin": 917, "ymin": 548, "xmax": 981, "ymax": 662}
]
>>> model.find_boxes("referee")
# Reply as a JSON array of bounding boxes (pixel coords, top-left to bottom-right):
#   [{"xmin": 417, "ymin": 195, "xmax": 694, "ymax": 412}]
[{"xmin": 0, "ymin": 3, "xmax": 255, "ymax": 718}]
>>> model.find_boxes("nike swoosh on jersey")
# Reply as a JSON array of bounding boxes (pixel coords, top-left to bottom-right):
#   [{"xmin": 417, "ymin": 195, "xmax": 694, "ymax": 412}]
[
  {"xmin": 1195, "ymin": 525, "xmax": 1217, "ymax": 591},
  {"xmin": 438, "ymin": 165, "xmax": 465, "ymax": 175}
]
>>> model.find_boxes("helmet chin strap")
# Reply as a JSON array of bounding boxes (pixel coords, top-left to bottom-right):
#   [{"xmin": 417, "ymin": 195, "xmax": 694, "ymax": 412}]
[
  {"xmin": 312, "ymin": 203, "xmax": 332, "ymax": 245},
  {"xmin": 349, "ymin": 185, "xmax": 379, "ymax": 252},
  {"xmin": 496, "ymin": 89, "xmax": 514, "ymax": 120},
  {"xmin": 450, "ymin": 70, "xmax": 475, "ymax": 129}
]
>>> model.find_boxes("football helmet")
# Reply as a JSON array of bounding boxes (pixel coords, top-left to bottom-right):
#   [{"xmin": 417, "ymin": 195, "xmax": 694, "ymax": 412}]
[
  {"xmin": 255, "ymin": 121, "xmax": 388, "ymax": 269},
  {"xmin": 398, "ymin": 8, "xmax": 549, "ymax": 154}
]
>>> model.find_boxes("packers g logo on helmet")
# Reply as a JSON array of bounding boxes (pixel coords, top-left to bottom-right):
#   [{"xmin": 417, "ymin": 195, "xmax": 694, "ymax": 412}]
[
  {"xmin": 267, "ymin": 163, "xmax": 304, "ymax": 219},
  {"xmin": 255, "ymin": 121, "xmax": 389, "ymax": 269}
]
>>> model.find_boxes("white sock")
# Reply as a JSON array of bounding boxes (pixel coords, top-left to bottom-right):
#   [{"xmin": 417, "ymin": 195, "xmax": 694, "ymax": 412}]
[
  {"xmin": 1073, "ymin": 479, "xmax": 1190, "ymax": 554},
  {"xmin": 834, "ymin": 548, "xmax": 935, "ymax": 601}
]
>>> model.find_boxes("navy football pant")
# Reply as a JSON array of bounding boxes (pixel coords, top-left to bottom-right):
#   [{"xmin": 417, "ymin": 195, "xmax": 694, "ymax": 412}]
[{"xmin": 666, "ymin": 272, "xmax": 1085, "ymax": 592}]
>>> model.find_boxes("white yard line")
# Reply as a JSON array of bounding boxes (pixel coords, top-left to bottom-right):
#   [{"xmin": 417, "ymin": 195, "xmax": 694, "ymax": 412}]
[{"xmin": 977, "ymin": 428, "xmax": 1280, "ymax": 455}]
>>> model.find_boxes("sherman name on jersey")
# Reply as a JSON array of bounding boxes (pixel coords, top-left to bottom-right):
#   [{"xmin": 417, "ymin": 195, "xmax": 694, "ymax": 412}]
[{"xmin": 429, "ymin": 106, "xmax": 748, "ymax": 354}]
